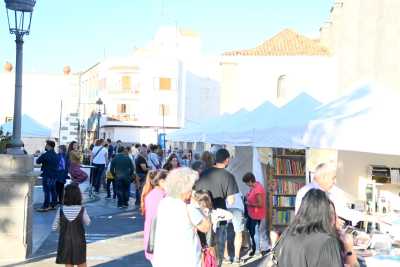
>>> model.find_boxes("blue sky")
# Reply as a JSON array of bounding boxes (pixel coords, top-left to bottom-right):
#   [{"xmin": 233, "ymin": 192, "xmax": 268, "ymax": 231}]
[{"xmin": 0, "ymin": 0, "xmax": 333, "ymax": 73}]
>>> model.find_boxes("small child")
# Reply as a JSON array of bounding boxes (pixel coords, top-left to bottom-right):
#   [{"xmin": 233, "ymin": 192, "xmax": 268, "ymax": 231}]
[
  {"xmin": 192, "ymin": 190, "xmax": 217, "ymax": 266},
  {"xmin": 52, "ymin": 183, "xmax": 91, "ymax": 267}
]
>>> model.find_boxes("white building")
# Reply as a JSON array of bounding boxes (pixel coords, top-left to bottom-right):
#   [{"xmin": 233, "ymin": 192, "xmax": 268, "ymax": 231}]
[
  {"xmin": 80, "ymin": 27, "xmax": 220, "ymax": 145},
  {"xmin": 219, "ymin": 29, "xmax": 338, "ymax": 113},
  {"xmin": 320, "ymin": 0, "xmax": 400, "ymax": 93}
]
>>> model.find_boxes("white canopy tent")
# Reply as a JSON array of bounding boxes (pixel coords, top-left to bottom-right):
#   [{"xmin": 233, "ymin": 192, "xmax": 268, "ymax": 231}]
[
  {"xmin": 302, "ymin": 85, "xmax": 400, "ymax": 155},
  {"xmin": 168, "ymin": 110, "xmax": 248, "ymax": 143},
  {"xmin": 169, "ymin": 85, "xmax": 400, "ymax": 155},
  {"xmin": 168, "ymin": 92, "xmax": 322, "ymax": 148},
  {"xmin": 206, "ymin": 93, "xmax": 321, "ymax": 147}
]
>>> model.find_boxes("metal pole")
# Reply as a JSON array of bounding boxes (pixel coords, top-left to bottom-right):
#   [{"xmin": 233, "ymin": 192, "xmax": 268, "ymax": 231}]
[
  {"xmin": 58, "ymin": 100, "xmax": 63, "ymax": 144},
  {"xmin": 97, "ymin": 111, "xmax": 100, "ymax": 140},
  {"xmin": 8, "ymin": 34, "xmax": 24, "ymax": 154},
  {"xmin": 162, "ymin": 104, "xmax": 166, "ymax": 157}
]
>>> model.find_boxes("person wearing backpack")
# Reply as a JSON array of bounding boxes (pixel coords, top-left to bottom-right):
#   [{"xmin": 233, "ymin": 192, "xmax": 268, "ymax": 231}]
[
  {"xmin": 105, "ymin": 155, "xmax": 117, "ymax": 200},
  {"xmin": 56, "ymin": 145, "xmax": 69, "ymax": 204},
  {"xmin": 110, "ymin": 146, "xmax": 135, "ymax": 208}
]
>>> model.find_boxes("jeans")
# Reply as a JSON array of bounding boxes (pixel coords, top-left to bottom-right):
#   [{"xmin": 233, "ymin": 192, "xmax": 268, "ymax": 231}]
[
  {"xmin": 215, "ymin": 223, "xmax": 228, "ymax": 266},
  {"xmin": 116, "ymin": 178, "xmax": 130, "ymax": 207},
  {"xmin": 92, "ymin": 164, "xmax": 105, "ymax": 193},
  {"xmin": 55, "ymin": 181, "xmax": 64, "ymax": 204},
  {"xmin": 42, "ymin": 177, "xmax": 57, "ymax": 208},
  {"xmin": 247, "ymin": 218, "xmax": 261, "ymax": 253},
  {"xmin": 106, "ymin": 179, "xmax": 116, "ymax": 198}
]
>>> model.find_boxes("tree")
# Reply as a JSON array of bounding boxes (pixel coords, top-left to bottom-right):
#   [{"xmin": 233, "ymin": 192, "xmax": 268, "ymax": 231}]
[{"xmin": 0, "ymin": 127, "xmax": 11, "ymax": 154}]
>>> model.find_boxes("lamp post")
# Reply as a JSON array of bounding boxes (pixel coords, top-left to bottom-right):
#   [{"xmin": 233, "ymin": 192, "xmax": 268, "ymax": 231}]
[
  {"xmin": 4, "ymin": 0, "xmax": 36, "ymax": 154},
  {"xmin": 96, "ymin": 98, "xmax": 103, "ymax": 140},
  {"xmin": 80, "ymin": 122, "xmax": 85, "ymax": 149}
]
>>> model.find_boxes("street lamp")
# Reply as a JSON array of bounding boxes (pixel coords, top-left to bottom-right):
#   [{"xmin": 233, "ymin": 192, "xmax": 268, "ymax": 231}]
[
  {"xmin": 4, "ymin": 0, "xmax": 36, "ymax": 154},
  {"xmin": 96, "ymin": 98, "xmax": 103, "ymax": 139}
]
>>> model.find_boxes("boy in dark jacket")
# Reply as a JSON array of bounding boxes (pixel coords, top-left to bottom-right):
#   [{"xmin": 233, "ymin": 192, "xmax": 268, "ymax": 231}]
[
  {"xmin": 36, "ymin": 140, "xmax": 59, "ymax": 211},
  {"xmin": 110, "ymin": 146, "xmax": 135, "ymax": 208}
]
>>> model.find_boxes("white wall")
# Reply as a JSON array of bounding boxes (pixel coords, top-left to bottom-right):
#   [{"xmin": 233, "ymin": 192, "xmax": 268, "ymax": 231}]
[
  {"xmin": 321, "ymin": 0, "xmax": 400, "ymax": 94},
  {"xmin": 219, "ymin": 56, "xmax": 337, "ymax": 114}
]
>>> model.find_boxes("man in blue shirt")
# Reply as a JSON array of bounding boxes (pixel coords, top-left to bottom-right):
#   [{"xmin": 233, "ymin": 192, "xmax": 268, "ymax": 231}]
[{"xmin": 36, "ymin": 140, "xmax": 59, "ymax": 212}]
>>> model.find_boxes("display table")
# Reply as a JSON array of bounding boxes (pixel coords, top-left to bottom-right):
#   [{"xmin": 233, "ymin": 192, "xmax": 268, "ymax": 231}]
[{"xmin": 365, "ymin": 255, "xmax": 400, "ymax": 266}]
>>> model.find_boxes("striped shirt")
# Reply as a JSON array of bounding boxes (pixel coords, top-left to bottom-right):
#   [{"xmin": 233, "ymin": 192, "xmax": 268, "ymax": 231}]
[{"xmin": 52, "ymin": 205, "xmax": 91, "ymax": 231}]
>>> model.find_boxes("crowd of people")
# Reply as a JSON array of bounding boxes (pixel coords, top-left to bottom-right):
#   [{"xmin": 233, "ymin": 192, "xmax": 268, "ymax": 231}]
[
  {"xmin": 141, "ymin": 150, "xmax": 360, "ymax": 267},
  {"xmin": 34, "ymin": 138, "xmax": 360, "ymax": 267},
  {"xmin": 141, "ymin": 148, "xmax": 269, "ymax": 267}
]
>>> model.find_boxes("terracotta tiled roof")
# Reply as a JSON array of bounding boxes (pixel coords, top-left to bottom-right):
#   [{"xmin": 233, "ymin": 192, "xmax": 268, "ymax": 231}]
[{"xmin": 223, "ymin": 29, "xmax": 330, "ymax": 56}]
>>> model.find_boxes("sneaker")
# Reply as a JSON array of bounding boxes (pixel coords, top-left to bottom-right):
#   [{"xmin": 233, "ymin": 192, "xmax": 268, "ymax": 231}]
[
  {"xmin": 233, "ymin": 257, "xmax": 241, "ymax": 263},
  {"xmin": 248, "ymin": 250, "xmax": 256, "ymax": 257},
  {"xmin": 118, "ymin": 206, "xmax": 124, "ymax": 209},
  {"xmin": 36, "ymin": 207, "xmax": 50, "ymax": 212},
  {"xmin": 49, "ymin": 206, "xmax": 57, "ymax": 210},
  {"xmin": 222, "ymin": 257, "xmax": 231, "ymax": 264},
  {"xmin": 122, "ymin": 204, "xmax": 129, "ymax": 208},
  {"xmin": 232, "ymin": 258, "xmax": 241, "ymax": 266},
  {"xmin": 105, "ymin": 196, "xmax": 111, "ymax": 199}
]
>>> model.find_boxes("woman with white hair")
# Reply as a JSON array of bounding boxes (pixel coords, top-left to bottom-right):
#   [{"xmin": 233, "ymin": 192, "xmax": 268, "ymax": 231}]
[{"xmin": 152, "ymin": 168, "xmax": 211, "ymax": 267}]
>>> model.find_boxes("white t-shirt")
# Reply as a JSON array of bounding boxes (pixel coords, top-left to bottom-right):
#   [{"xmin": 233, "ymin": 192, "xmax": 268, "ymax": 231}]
[
  {"xmin": 91, "ymin": 146, "xmax": 108, "ymax": 165},
  {"xmin": 153, "ymin": 197, "xmax": 203, "ymax": 267},
  {"xmin": 295, "ymin": 182, "xmax": 363, "ymax": 225}
]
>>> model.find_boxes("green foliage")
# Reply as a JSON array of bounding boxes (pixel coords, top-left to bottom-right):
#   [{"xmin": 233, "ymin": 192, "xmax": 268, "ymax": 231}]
[{"xmin": 0, "ymin": 127, "xmax": 11, "ymax": 154}]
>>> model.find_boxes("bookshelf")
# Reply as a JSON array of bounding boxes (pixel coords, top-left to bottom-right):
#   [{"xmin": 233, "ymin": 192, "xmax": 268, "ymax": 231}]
[{"xmin": 270, "ymin": 148, "xmax": 306, "ymax": 229}]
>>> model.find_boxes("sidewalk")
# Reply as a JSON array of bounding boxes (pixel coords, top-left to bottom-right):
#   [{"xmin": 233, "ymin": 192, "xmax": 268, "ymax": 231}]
[{"xmin": 31, "ymin": 179, "xmax": 98, "ymax": 256}]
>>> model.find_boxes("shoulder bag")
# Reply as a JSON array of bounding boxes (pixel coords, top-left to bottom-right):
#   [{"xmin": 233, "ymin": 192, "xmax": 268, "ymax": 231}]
[
  {"xmin": 262, "ymin": 230, "xmax": 287, "ymax": 267},
  {"xmin": 146, "ymin": 217, "xmax": 157, "ymax": 254},
  {"xmin": 91, "ymin": 147, "xmax": 104, "ymax": 164}
]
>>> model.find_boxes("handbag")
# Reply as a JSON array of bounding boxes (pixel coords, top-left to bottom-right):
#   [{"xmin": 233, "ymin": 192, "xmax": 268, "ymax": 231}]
[
  {"xmin": 202, "ymin": 247, "xmax": 217, "ymax": 267},
  {"xmin": 69, "ymin": 162, "xmax": 88, "ymax": 183},
  {"xmin": 186, "ymin": 205, "xmax": 216, "ymax": 267},
  {"xmin": 262, "ymin": 230, "xmax": 287, "ymax": 267},
  {"xmin": 146, "ymin": 217, "xmax": 157, "ymax": 254}
]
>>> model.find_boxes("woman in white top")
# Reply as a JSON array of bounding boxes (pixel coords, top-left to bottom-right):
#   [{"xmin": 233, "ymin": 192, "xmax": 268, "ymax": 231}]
[
  {"xmin": 152, "ymin": 168, "xmax": 211, "ymax": 267},
  {"xmin": 91, "ymin": 139, "xmax": 108, "ymax": 193}
]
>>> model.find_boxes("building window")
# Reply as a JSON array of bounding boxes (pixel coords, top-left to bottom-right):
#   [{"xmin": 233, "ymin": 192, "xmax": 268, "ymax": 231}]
[
  {"xmin": 121, "ymin": 76, "xmax": 131, "ymax": 91},
  {"xmin": 159, "ymin": 104, "xmax": 170, "ymax": 116},
  {"xmin": 117, "ymin": 104, "xmax": 127, "ymax": 114},
  {"xmin": 159, "ymin": 77, "xmax": 171, "ymax": 90},
  {"xmin": 99, "ymin": 78, "xmax": 107, "ymax": 90},
  {"xmin": 277, "ymin": 75, "xmax": 287, "ymax": 99}
]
